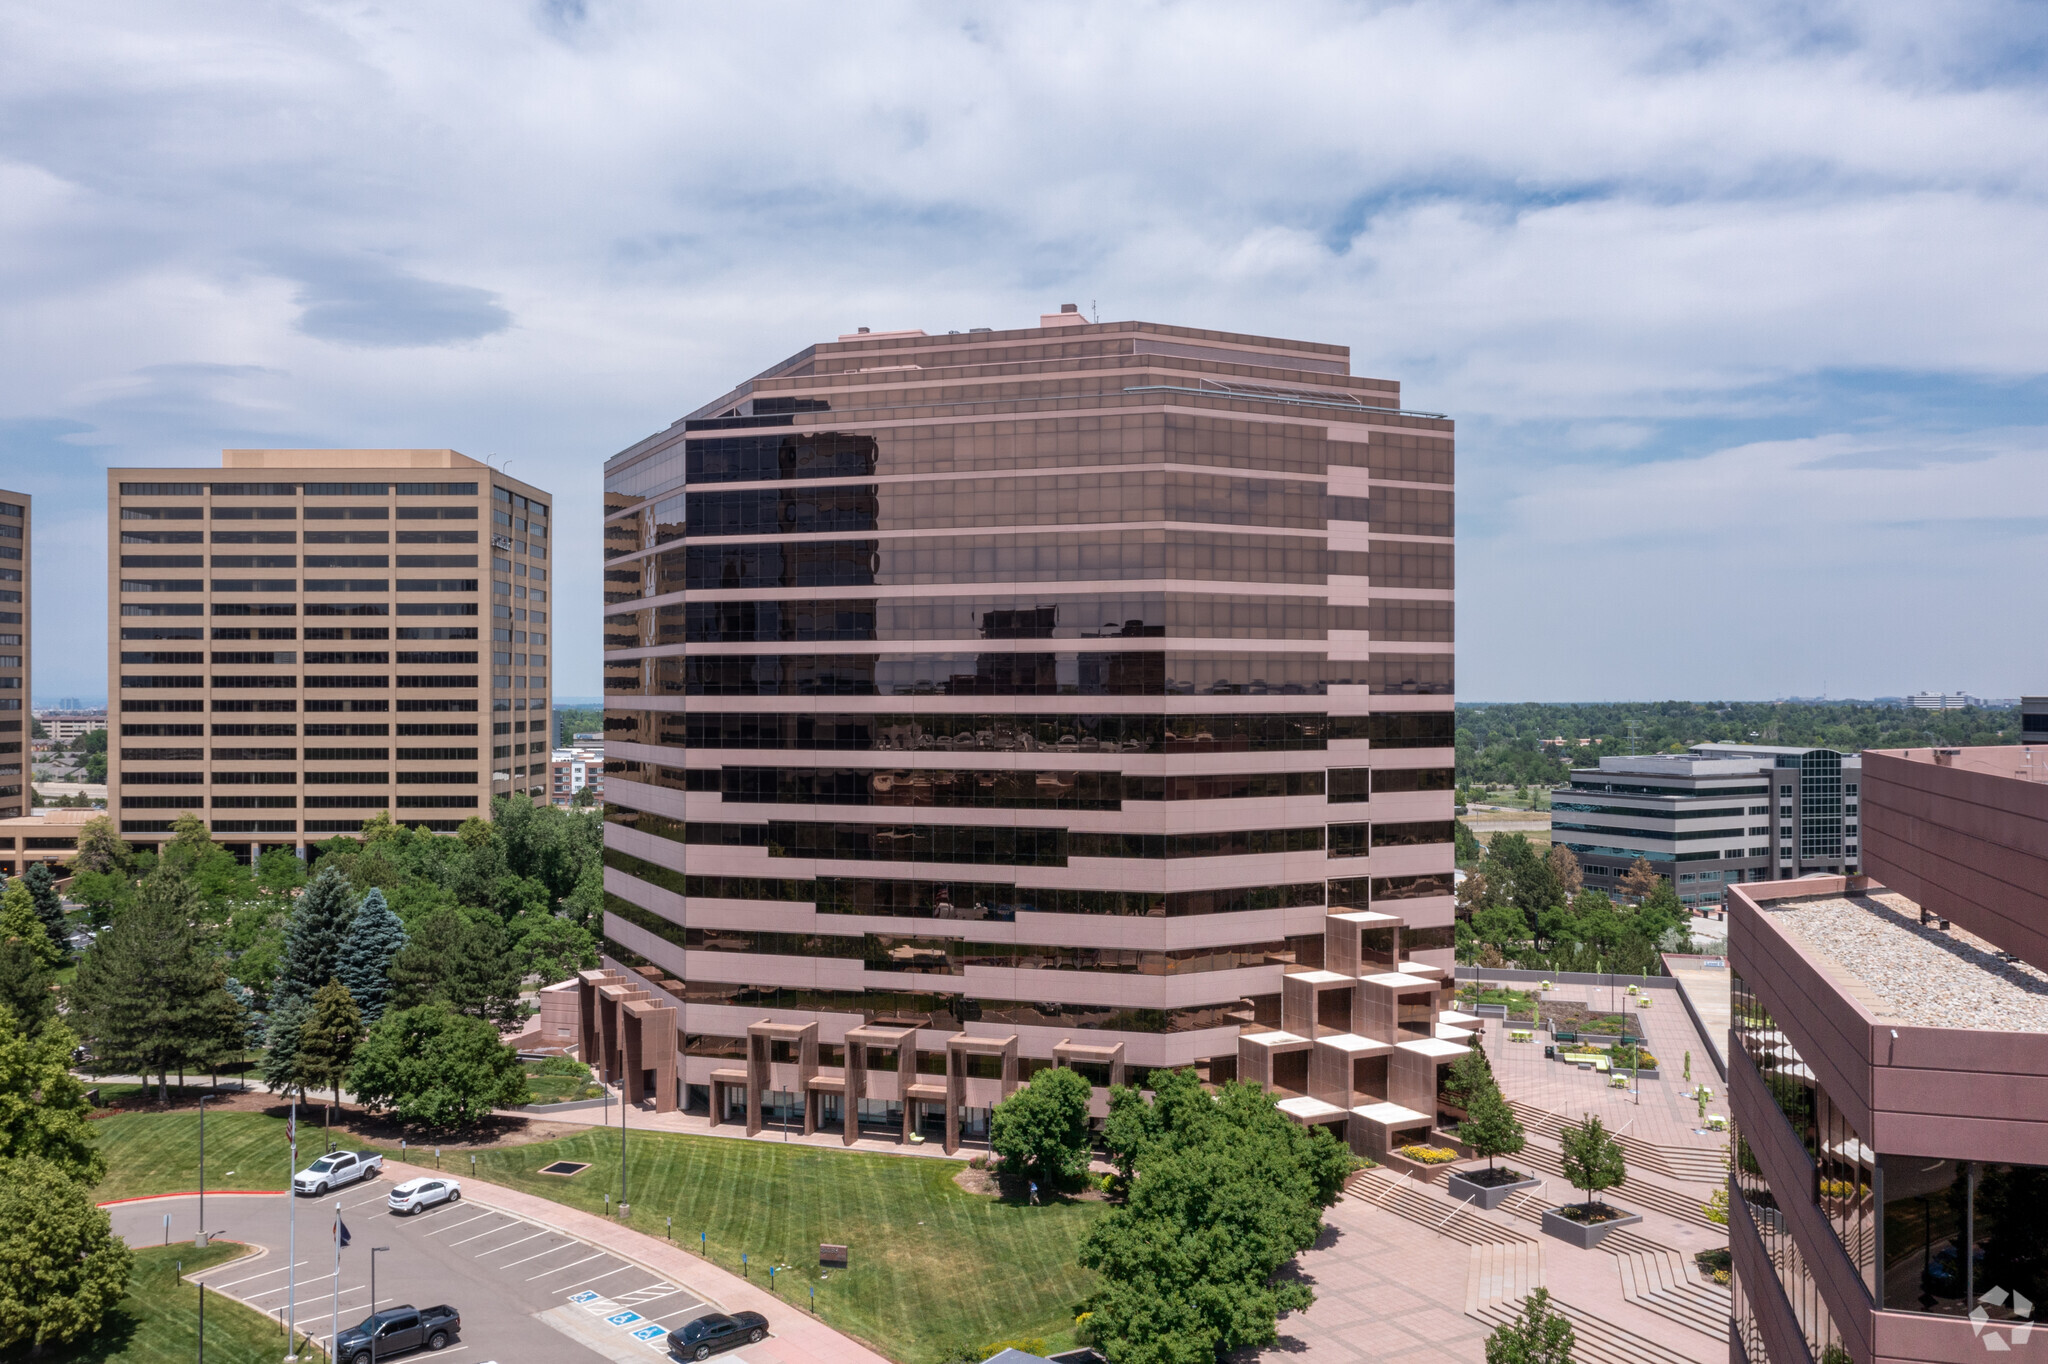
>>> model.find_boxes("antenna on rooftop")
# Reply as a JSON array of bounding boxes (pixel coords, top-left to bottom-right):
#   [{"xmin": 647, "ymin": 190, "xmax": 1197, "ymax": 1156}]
[{"xmin": 1092, "ymin": 299, "xmax": 1099, "ymax": 323}]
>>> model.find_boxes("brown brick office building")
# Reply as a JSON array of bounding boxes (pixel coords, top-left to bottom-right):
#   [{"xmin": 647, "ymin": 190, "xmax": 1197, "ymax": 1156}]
[
  {"xmin": 108, "ymin": 450, "xmax": 552, "ymax": 858},
  {"xmin": 597, "ymin": 308, "xmax": 1457, "ymax": 1141},
  {"xmin": 0, "ymin": 488, "xmax": 26, "ymax": 826},
  {"xmin": 1727, "ymin": 745, "xmax": 2048, "ymax": 1364}
]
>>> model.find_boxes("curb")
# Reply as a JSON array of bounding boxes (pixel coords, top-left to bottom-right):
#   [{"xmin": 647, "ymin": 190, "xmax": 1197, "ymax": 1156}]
[{"xmin": 99, "ymin": 1190, "xmax": 289, "ymax": 1207}]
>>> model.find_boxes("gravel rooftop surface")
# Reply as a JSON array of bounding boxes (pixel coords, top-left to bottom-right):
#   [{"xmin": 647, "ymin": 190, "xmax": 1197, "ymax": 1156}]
[{"xmin": 1764, "ymin": 893, "xmax": 2048, "ymax": 1031}]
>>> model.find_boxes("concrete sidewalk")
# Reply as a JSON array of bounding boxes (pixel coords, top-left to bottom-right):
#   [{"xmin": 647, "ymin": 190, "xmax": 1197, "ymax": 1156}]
[{"xmin": 376, "ymin": 1159, "xmax": 893, "ymax": 1364}]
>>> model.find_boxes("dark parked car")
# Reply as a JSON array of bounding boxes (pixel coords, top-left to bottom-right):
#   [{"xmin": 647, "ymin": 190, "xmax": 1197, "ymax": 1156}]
[
  {"xmin": 666, "ymin": 1311, "xmax": 767, "ymax": 1359},
  {"xmin": 334, "ymin": 1304, "xmax": 460, "ymax": 1364}
]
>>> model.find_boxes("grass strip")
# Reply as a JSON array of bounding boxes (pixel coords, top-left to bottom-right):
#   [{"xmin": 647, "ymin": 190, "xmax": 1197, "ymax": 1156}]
[{"xmin": 46, "ymin": 1242, "xmax": 286, "ymax": 1364}]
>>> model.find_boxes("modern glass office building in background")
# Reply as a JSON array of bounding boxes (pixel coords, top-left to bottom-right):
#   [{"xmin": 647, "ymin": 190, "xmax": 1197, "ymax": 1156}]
[
  {"xmin": 597, "ymin": 308, "xmax": 1455, "ymax": 1139},
  {"xmin": 1553, "ymin": 742, "xmax": 1862, "ymax": 910}
]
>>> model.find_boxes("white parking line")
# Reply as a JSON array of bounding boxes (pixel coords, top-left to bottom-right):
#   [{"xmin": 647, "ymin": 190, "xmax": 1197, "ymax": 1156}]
[
  {"xmin": 423, "ymin": 1210, "xmax": 498, "ymax": 1237},
  {"xmin": 345, "ymin": 1190, "xmax": 390, "ymax": 1210},
  {"xmin": 473, "ymin": 1229, "xmax": 550, "ymax": 1258},
  {"xmin": 497, "ymin": 1241, "xmax": 581, "ymax": 1269},
  {"xmin": 526, "ymin": 1251, "xmax": 605, "ymax": 1281},
  {"xmin": 616, "ymin": 1286, "xmax": 697, "ymax": 1315},
  {"xmin": 447, "ymin": 1219, "xmax": 523, "ymax": 1247},
  {"xmin": 199, "ymin": 1259, "xmax": 308, "ymax": 1290},
  {"xmin": 552, "ymin": 1264, "xmax": 635, "ymax": 1293}
]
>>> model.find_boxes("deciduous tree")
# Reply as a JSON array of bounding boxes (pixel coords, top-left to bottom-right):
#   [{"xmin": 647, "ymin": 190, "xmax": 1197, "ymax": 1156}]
[
  {"xmin": 1462, "ymin": 1084, "xmax": 1527, "ymax": 1173},
  {"xmin": 511, "ymin": 911, "xmax": 596, "ymax": 985},
  {"xmin": 1560, "ymin": 1114, "xmax": 1627, "ymax": 1215},
  {"xmin": 0, "ymin": 1008, "xmax": 103, "ymax": 1184},
  {"xmin": 69, "ymin": 815, "xmax": 129, "ymax": 877},
  {"xmin": 0, "ymin": 1156, "xmax": 134, "ymax": 1356},
  {"xmin": 348, "ymin": 1001, "xmax": 531, "ymax": 1129},
  {"xmin": 991, "ymin": 1065, "xmax": 1094, "ymax": 1187},
  {"xmin": 1617, "ymin": 858, "xmax": 1661, "ymax": 904},
  {"xmin": 295, "ymin": 980, "xmax": 364, "ymax": 1109},
  {"xmin": 1080, "ymin": 1074, "xmax": 1354, "ymax": 1364},
  {"xmin": 1484, "ymin": 1287, "xmax": 1575, "ymax": 1364},
  {"xmin": 1545, "ymin": 843, "xmax": 1583, "ymax": 897},
  {"xmin": 388, "ymin": 906, "xmax": 525, "ymax": 1027}
]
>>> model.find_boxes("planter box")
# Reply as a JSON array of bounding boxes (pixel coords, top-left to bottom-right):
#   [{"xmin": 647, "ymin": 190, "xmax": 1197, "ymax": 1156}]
[
  {"xmin": 1541, "ymin": 1205, "xmax": 1643, "ymax": 1248},
  {"xmin": 1379, "ymin": 1150, "xmax": 1459, "ymax": 1181},
  {"xmin": 1447, "ymin": 1169, "xmax": 1543, "ymax": 1210}
]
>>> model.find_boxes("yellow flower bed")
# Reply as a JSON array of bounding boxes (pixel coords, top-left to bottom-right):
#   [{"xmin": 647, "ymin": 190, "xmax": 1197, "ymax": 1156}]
[{"xmin": 1397, "ymin": 1144, "xmax": 1460, "ymax": 1165}]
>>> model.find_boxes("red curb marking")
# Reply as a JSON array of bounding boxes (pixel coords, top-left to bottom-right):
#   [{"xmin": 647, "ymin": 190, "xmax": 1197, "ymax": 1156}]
[{"xmin": 98, "ymin": 1190, "xmax": 288, "ymax": 1206}]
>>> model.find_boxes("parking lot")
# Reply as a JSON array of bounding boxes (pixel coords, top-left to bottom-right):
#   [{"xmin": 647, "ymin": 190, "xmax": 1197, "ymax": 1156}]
[{"xmin": 108, "ymin": 1186, "xmax": 746, "ymax": 1364}]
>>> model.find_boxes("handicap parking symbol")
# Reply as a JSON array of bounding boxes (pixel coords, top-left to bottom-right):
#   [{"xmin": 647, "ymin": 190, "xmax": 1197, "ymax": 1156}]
[
  {"xmin": 606, "ymin": 1311, "xmax": 645, "ymax": 1328},
  {"xmin": 567, "ymin": 1292, "xmax": 601, "ymax": 1305},
  {"xmin": 630, "ymin": 1325, "xmax": 667, "ymax": 1343}
]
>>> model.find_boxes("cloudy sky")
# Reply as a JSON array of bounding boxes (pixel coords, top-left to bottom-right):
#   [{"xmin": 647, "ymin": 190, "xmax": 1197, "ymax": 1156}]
[{"xmin": 5, "ymin": 0, "xmax": 2047, "ymax": 703}]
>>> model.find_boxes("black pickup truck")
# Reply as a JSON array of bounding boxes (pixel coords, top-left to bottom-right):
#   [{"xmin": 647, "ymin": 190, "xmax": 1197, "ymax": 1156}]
[{"xmin": 333, "ymin": 1304, "xmax": 460, "ymax": 1364}]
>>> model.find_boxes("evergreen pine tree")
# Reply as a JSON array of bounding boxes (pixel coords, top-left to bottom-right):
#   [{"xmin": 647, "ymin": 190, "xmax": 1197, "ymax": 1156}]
[
  {"xmin": 65, "ymin": 869, "xmax": 237, "ymax": 1101},
  {"xmin": 21, "ymin": 863, "xmax": 66, "ymax": 954},
  {"xmin": 295, "ymin": 979, "xmax": 363, "ymax": 1109},
  {"xmin": 274, "ymin": 864, "xmax": 356, "ymax": 1010},
  {"xmin": 0, "ymin": 879, "xmax": 61, "ymax": 974},
  {"xmin": 261, "ymin": 995, "xmax": 308, "ymax": 1098},
  {"xmin": 335, "ymin": 888, "xmax": 406, "ymax": 1024},
  {"xmin": 265, "ymin": 865, "xmax": 356, "ymax": 1090}
]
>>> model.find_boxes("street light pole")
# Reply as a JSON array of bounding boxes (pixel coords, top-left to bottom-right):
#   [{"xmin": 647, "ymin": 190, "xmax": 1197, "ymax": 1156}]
[
  {"xmin": 619, "ymin": 1079, "xmax": 628, "ymax": 1215},
  {"xmin": 369, "ymin": 1246, "xmax": 391, "ymax": 1364},
  {"xmin": 196, "ymin": 1095, "xmax": 208, "ymax": 1244}
]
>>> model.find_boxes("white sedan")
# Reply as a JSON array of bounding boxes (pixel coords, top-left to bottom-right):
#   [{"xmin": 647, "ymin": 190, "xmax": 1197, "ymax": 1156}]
[{"xmin": 386, "ymin": 1177, "xmax": 462, "ymax": 1215}]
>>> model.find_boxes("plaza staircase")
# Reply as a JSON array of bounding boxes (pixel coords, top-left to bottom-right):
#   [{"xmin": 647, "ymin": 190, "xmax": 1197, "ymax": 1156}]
[
  {"xmin": 1511, "ymin": 1101, "xmax": 1730, "ymax": 1183},
  {"xmin": 1509, "ymin": 1137, "xmax": 1724, "ymax": 1229}
]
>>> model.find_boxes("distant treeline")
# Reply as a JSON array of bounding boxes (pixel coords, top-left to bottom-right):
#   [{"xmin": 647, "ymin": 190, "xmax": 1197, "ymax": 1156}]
[{"xmin": 1457, "ymin": 701, "xmax": 2023, "ymax": 789}]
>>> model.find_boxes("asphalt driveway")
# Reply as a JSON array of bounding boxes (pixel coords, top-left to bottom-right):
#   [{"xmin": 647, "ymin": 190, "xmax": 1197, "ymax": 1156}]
[{"xmin": 108, "ymin": 1187, "xmax": 734, "ymax": 1364}]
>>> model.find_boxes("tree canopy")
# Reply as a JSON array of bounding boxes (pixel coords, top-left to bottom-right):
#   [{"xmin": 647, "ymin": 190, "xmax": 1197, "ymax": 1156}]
[
  {"xmin": 989, "ymin": 1066, "xmax": 1093, "ymax": 1187},
  {"xmin": 1082, "ymin": 1071, "xmax": 1353, "ymax": 1363},
  {"xmin": 0, "ymin": 1007, "xmax": 103, "ymax": 1185},
  {"xmin": 65, "ymin": 869, "xmax": 242, "ymax": 1099},
  {"xmin": 0, "ymin": 1156, "xmax": 134, "ymax": 1356},
  {"xmin": 348, "ymin": 1002, "xmax": 530, "ymax": 1129}
]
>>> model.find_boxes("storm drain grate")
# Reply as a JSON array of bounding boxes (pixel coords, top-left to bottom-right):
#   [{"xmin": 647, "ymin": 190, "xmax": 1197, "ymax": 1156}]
[{"xmin": 538, "ymin": 1161, "xmax": 592, "ymax": 1177}]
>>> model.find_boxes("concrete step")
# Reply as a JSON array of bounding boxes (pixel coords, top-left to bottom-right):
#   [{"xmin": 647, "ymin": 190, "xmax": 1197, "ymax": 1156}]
[
  {"xmin": 1510, "ymin": 1138, "xmax": 1726, "ymax": 1230},
  {"xmin": 1465, "ymin": 1240, "xmax": 1545, "ymax": 1313},
  {"xmin": 1346, "ymin": 1170, "xmax": 1532, "ymax": 1248},
  {"xmin": 1471, "ymin": 1297, "xmax": 1706, "ymax": 1364},
  {"xmin": 1510, "ymin": 1101, "xmax": 1730, "ymax": 1184}
]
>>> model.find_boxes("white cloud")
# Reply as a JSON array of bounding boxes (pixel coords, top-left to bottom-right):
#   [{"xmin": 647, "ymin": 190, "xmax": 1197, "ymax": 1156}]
[{"xmin": 0, "ymin": 0, "xmax": 2045, "ymax": 698}]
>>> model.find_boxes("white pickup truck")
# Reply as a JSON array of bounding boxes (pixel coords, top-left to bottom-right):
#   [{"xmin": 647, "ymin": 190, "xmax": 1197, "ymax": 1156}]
[{"xmin": 293, "ymin": 1150, "xmax": 384, "ymax": 1195}]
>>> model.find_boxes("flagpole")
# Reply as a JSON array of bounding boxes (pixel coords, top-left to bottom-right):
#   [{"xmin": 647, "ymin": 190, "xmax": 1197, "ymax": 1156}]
[
  {"xmin": 287, "ymin": 1099, "xmax": 297, "ymax": 1358},
  {"xmin": 330, "ymin": 1200, "xmax": 342, "ymax": 1359}
]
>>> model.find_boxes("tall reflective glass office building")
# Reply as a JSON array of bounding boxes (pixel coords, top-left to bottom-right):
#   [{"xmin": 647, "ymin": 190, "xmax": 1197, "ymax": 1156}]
[{"xmin": 594, "ymin": 308, "xmax": 1456, "ymax": 1145}]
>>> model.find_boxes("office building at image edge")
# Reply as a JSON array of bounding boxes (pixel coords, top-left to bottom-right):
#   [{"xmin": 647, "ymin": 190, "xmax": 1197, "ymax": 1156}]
[
  {"xmin": 1554, "ymin": 743, "xmax": 1862, "ymax": 911},
  {"xmin": 594, "ymin": 307, "xmax": 1458, "ymax": 1149},
  {"xmin": 108, "ymin": 451, "xmax": 552, "ymax": 859},
  {"xmin": 0, "ymin": 489, "xmax": 25, "ymax": 828},
  {"xmin": 1728, "ymin": 744, "xmax": 2048, "ymax": 1364}
]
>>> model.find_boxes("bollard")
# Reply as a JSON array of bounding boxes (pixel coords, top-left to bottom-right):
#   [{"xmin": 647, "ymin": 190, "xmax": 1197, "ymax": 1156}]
[
  {"xmin": 666, "ymin": 1216, "xmax": 672, "ymax": 1241},
  {"xmin": 700, "ymin": 1231, "xmax": 706, "ymax": 1256},
  {"xmin": 809, "ymin": 1286, "xmax": 815, "ymax": 1312},
  {"xmin": 742, "ymin": 1251, "xmax": 748, "ymax": 1278},
  {"xmin": 163, "ymin": 1212, "xmax": 171, "ymax": 1246},
  {"xmin": 768, "ymin": 1266, "xmax": 777, "ymax": 1291}
]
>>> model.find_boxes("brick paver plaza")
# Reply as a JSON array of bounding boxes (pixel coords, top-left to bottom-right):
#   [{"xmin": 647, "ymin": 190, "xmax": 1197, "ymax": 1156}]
[{"xmin": 1237, "ymin": 975, "xmax": 1733, "ymax": 1364}]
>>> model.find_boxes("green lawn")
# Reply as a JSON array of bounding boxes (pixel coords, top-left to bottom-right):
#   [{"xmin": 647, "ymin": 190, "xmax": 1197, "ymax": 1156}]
[
  {"xmin": 89, "ymin": 1114, "xmax": 1106, "ymax": 1363},
  {"xmin": 519, "ymin": 1061, "xmax": 602, "ymax": 1104},
  {"xmin": 471, "ymin": 1129, "xmax": 1104, "ymax": 1363},
  {"xmin": 45, "ymin": 1242, "xmax": 286, "ymax": 1364},
  {"xmin": 93, "ymin": 1111, "xmax": 333, "ymax": 1203}
]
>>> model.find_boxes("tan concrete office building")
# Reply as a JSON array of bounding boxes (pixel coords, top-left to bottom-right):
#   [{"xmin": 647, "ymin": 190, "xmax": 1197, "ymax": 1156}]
[
  {"xmin": 108, "ymin": 451, "xmax": 552, "ymax": 859},
  {"xmin": 597, "ymin": 308, "xmax": 1456, "ymax": 1141},
  {"xmin": 0, "ymin": 488, "xmax": 27, "ymax": 827}
]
